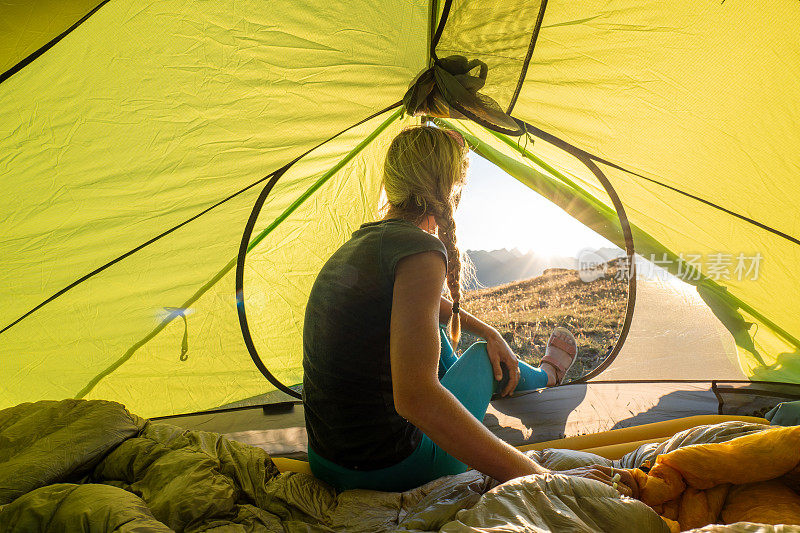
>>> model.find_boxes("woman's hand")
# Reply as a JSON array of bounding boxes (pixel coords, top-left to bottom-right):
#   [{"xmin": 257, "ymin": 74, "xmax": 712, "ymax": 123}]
[
  {"xmin": 560, "ymin": 465, "xmax": 639, "ymax": 498},
  {"xmin": 484, "ymin": 329, "xmax": 520, "ymax": 396}
]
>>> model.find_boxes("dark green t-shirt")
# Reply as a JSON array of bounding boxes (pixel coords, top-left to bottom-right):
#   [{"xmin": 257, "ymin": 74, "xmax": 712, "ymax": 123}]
[{"xmin": 302, "ymin": 218, "xmax": 447, "ymax": 470}]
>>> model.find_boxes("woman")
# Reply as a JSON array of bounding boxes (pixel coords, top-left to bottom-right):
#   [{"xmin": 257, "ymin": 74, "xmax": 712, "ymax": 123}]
[{"xmin": 302, "ymin": 126, "xmax": 636, "ymax": 495}]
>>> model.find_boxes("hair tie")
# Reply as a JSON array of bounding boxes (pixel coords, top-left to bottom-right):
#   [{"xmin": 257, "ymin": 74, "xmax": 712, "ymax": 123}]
[{"xmin": 452, "ymin": 302, "xmax": 460, "ymax": 315}]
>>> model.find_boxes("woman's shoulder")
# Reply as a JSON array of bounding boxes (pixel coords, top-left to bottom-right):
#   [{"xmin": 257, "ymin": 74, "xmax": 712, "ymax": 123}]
[
  {"xmin": 372, "ymin": 220, "xmax": 447, "ymax": 274},
  {"xmin": 381, "ymin": 220, "xmax": 445, "ymax": 249}
]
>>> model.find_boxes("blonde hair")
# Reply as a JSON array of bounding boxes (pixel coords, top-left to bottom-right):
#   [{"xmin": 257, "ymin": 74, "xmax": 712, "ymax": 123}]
[{"xmin": 382, "ymin": 125, "xmax": 469, "ymax": 346}]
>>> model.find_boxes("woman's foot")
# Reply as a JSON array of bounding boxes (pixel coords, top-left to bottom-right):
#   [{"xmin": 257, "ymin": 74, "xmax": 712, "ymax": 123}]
[{"xmin": 540, "ymin": 327, "xmax": 577, "ymax": 387}]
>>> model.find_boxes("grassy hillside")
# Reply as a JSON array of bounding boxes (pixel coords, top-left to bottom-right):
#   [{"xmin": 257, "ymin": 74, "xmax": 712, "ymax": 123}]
[{"xmin": 456, "ymin": 261, "xmax": 628, "ymax": 382}]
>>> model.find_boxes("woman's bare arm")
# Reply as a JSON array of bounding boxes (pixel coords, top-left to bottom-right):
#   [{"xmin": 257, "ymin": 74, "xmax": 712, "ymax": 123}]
[
  {"xmin": 390, "ymin": 253, "xmax": 639, "ymax": 494},
  {"xmin": 391, "ymin": 251, "xmax": 548, "ymax": 482}
]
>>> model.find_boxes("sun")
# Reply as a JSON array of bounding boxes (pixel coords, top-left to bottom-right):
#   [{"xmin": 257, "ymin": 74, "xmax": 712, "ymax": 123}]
[{"xmin": 455, "ymin": 153, "xmax": 616, "ymax": 258}]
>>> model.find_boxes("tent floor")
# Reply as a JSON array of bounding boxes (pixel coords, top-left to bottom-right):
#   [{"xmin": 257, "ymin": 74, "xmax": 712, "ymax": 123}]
[{"xmin": 156, "ymin": 380, "xmax": 795, "ymax": 461}]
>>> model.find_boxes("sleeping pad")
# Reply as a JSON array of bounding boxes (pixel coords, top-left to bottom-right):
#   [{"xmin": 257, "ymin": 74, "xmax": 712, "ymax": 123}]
[{"xmin": 1, "ymin": 399, "xmax": 799, "ymax": 532}]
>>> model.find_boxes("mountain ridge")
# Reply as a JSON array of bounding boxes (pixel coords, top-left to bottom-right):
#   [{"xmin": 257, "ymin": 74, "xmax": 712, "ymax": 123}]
[{"xmin": 465, "ymin": 247, "xmax": 624, "ymax": 289}]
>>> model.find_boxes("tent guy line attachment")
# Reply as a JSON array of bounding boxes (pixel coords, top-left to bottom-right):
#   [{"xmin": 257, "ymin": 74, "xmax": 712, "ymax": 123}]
[{"xmin": 163, "ymin": 307, "xmax": 190, "ymax": 361}]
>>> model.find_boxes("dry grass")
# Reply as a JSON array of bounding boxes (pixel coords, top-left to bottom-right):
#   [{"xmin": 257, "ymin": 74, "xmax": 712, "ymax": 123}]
[{"xmin": 456, "ymin": 262, "xmax": 628, "ymax": 382}]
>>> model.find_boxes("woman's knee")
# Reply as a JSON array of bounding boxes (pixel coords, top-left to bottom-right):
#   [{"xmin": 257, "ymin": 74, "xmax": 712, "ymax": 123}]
[
  {"xmin": 461, "ymin": 341, "xmax": 519, "ymax": 392},
  {"xmin": 458, "ymin": 342, "xmax": 494, "ymax": 375}
]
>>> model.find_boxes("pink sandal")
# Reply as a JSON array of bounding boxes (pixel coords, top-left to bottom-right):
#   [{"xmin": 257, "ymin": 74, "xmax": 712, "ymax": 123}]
[{"xmin": 540, "ymin": 327, "xmax": 577, "ymax": 386}]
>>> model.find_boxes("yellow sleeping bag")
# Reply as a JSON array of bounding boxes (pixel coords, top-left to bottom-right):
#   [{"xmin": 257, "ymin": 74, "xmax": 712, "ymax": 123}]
[{"xmin": 628, "ymin": 425, "xmax": 800, "ymax": 531}]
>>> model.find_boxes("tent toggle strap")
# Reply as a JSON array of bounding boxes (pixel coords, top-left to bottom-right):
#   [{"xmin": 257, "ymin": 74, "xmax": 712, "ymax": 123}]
[
  {"xmin": 403, "ymin": 55, "xmax": 524, "ymax": 136},
  {"xmin": 163, "ymin": 307, "xmax": 190, "ymax": 361}
]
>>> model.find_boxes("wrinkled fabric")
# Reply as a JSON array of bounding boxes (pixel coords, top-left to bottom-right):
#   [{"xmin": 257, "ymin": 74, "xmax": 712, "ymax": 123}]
[
  {"xmin": 0, "ymin": 399, "xmax": 146, "ymax": 505},
  {"xmin": 722, "ymin": 482, "xmax": 800, "ymax": 526},
  {"xmin": 659, "ymin": 426, "xmax": 800, "ymax": 489},
  {"xmin": 439, "ymin": 473, "xmax": 667, "ymax": 533},
  {"xmin": 93, "ymin": 422, "xmax": 283, "ymax": 531},
  {"xmin": 627, "ymin": 424, "xmax": 800, "ymax": 531},
  {"xmin": 614, "ymin": 421, "xmax": 773, "ymax": 471},
  {"xmin": 2, "ymin": 401, "xmax": 800, "ymax": 532},
  {"xmin": 0, "ymin": 483, "xmax": 171, "ymax": 532}
]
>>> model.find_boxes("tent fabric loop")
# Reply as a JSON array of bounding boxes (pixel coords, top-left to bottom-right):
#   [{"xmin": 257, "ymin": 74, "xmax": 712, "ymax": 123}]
[
  {"xmin": 403, "ymin": 54, "xmax": 524, "ymax": 136},
  {"xmin": 163, "ymin": 307, "xmax": 190, "ymax": 362}
]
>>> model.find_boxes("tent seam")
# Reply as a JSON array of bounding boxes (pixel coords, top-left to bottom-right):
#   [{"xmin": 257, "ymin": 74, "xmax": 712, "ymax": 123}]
[
  {"xmin": 0, "ymin": 0, "xmax": 113, "ymax": 85},
  {"xmin": 515, "ymin": 118, "xmax": 800, "ymax": 247},
  {"xmin": 506, "ymin": 0, "xmax": 549, "ymax": 115},
  {"xmin": 0, "ymin": 169, "xmax": 279, "ymax": 337},
  {"xmin": 2, "ymin": 102, "xmax": 402, "ymax": 338}
]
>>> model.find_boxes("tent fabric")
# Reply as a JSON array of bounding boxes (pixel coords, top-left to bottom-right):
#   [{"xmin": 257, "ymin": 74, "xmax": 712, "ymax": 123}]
[
  {"xmin": 0, "ymin": 1, "xmax": 105, "ymax": 79},
  {"xmin": 0, "ymin": 0, "xmax": 423, "ymax": 416},
  {"xmin": 1, "ymin": 0, "xmax": 798, "ymax": 418},
  {"xmin": 506, "ymin": 1, "xmax": 800, "ymax": 382},
  {"xmin": 2, "ymin": 107, "xmax": 411, "ymax": 417}
]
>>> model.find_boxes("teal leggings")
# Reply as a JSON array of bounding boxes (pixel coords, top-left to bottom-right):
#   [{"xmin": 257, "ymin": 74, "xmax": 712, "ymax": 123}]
[{"xmin": 308, "ymin": 327, "xmax": 549, "ymax": 492}]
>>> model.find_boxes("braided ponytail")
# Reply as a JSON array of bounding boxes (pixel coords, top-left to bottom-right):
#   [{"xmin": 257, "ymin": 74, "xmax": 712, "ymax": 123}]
[
  {"xmin": 382, "ymin": 125, "xmax": 469, "ymax": 346},
  {"xmin": 434, "ymin": 201, "xmax": 462, "ymax": 346}
]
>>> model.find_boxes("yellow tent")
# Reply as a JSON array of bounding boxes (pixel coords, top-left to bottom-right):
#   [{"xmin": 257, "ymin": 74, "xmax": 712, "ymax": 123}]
[{"xmin": 2, "ymin": 0, "xmax": 798, "ymax": 423}]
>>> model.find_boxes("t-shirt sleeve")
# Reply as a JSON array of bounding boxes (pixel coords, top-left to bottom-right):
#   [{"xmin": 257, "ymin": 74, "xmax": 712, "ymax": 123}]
[{"xmin": 382, "ymin": 223, "xmax": 448, "ymax": 280}]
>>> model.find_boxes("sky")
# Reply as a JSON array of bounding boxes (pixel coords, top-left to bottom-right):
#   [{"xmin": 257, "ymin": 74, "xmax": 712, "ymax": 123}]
[{"xmin": 454, "ymin": 153, "xmax": 615, "ymax": 257}]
